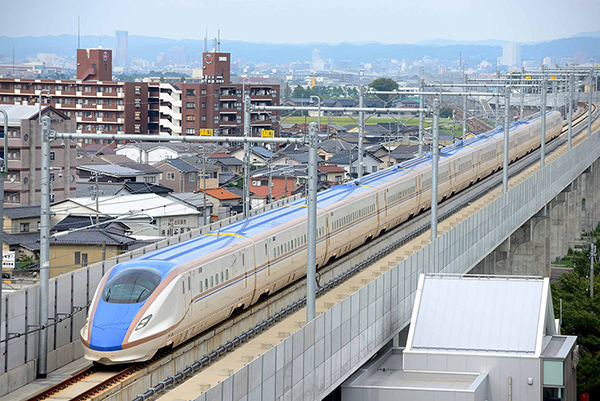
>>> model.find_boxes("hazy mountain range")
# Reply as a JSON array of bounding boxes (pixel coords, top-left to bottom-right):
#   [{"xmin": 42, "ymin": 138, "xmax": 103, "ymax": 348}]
[{"xmin": 1, "ymin": 31, "xmax": 599, "ymax": 66}]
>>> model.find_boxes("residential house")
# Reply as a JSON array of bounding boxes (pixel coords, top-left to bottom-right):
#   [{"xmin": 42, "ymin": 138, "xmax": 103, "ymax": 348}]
[
  {"xmin": 115, "ymin": 142, "xmax": 205, "ymax": 164},
  {"xmin": 153, "ymin": 158, "xmax": 201, "ymax": 193},
  {"xmin": 250, "ymin": 165, "xmax": 327, "ymax": 206},
  {"xmin": 211, "ymin": 156, "xmax": 243, "ymax": 174},
  {"xmin": 76, "ymin": 164, "xmax": 151, "ymax": 183},
  {"xmin": 168, "ymin": 192, "xmax": 213, "ymax": 221},
  {"xmin": 228, "ymin": 146, "xmax": 274, "ymax": 166},
  {"xmin": 2, "ymin": 206, "xmax": 41, "ymax": 258},
  {"xmin": 317, "ymin": 138, "xmax": 353, "ymax": 161},
  {"xmin": 317, "ymin": 165, "xmax": 347, "ymax": 184},
  {"xmin": 326, "ymin": 150, "xmax": 382, "ymax": 178},
  {"xmin": 48, "ymin": 229, "xmax": 136, "ymax": 277},
  {"xmin": 196, "ymin": 187, "xmax": 243, "ymax": 219}
]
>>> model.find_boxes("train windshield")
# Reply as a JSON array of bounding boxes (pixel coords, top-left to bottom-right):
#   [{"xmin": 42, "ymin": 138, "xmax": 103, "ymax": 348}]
[{"xmin": 102, "ymin": 267, "xmax": 161, "ymax": 304}]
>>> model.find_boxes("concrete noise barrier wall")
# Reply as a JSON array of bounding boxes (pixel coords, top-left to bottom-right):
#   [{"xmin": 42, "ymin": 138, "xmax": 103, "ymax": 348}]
[{"xmin": 192, "ymin": 132, "xmax": 600, "ymax": 401}]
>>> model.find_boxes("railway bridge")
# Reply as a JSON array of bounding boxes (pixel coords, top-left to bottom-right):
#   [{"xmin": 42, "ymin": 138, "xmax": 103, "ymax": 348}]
[{"xmin": 1, "ymin": 100, "xmax": 599, "ymax": 400}]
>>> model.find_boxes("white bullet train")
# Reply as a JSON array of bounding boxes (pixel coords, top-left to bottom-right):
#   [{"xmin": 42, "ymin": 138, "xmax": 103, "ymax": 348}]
[{"xmin": 81, "ymin": 111, "xmax": 563, "ymax": 364}]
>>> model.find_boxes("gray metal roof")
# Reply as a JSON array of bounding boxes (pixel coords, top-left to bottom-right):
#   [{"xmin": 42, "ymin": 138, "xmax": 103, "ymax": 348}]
[
  {"xmin": 78, "ymin": 164, "xmax": 143, "ymax": 177},
  {"xmin": 3, "ymin": 205, "xmax": 41, "ymax": 219},
  {"xmin": 0, "ymin": 104, "xmax": 49, "ymax": 124},
  {"xmin": 410, "ymin": 275, "xmax": 546, "ymax": 355}
]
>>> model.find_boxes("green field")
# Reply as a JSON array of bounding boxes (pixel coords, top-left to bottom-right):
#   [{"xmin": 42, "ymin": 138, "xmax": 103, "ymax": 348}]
[{"xmin": 282, "ymin": 116, "xmax": 463, "ymax": 137}]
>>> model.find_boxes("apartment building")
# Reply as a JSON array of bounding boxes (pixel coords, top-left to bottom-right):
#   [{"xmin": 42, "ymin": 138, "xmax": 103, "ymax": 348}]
[
  {"xmin": 0, "ymin": 48, "xmax": 278, "ymax": 141},
  {"xmin": 155, "ymin": 51, "xmax": 280, "ymax": 138},
  {"xmin": 0, "ymin": 104, "xmax": 77, "ymax": 207},
  {"xmin": 0, "ymin": 49, "xmax": 153, "ymax": 138}
]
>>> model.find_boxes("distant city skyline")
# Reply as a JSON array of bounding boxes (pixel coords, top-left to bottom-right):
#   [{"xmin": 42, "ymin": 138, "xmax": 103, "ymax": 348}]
[{"xmin": 1, "ymin": 0, "xmax": 599, "ymax": 45}]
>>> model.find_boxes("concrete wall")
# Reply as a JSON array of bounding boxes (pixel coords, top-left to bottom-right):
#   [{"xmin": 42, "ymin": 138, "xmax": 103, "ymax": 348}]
[{"xmin": 192, "ymin": 130, "xmax": 600, "ymax": 400}]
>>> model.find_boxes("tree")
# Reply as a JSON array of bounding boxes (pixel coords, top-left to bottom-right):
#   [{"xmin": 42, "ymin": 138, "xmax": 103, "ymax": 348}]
[
  {"xmin": 440, "ymin": 107, "xmax": 453, "ymax": 119},
  {"xmin": 368, "ymin": 78, "xmax": 399, "ymax": 102},
  {"xmin": 552, "ymin": 238, "xmax": 600, "ymax": 397},
  {"xmin": 283, "ymin": 83, "xmax": 292, "ymax": 101},
  {"xmin": 292, "ymin": 85, "xmax": 306, "ymax": 99}
]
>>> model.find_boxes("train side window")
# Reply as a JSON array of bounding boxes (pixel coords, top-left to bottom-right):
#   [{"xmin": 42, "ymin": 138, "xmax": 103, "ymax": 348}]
[
  {"xmin": 182, "ymin": 281, "xmax": 185, "ymax": 294},
  {"xmin": 188, "ymin": 276, "xmax": 191, "ymax": 292},
  {"xmin": 210, "ymin": 276, "xmax": 214, "ymax": 287},
  {"xmin": 200, "ymin": 281, "xmax": 203, "ymax": 293},
  {"xmin": 205, "ymin": 278, "xmax": 208, "ymax": 289},
  {"xmin": 215, "ymin": 274, "xmax": 219, "ymax": 285},
  {"xmin": 226, "ymin": 269, "xmax": 229, "ymax": 280},
  {"xmin": 274, "ymin": 249, "xmax": 276, "ymax": 258},
  {"xmin": 265, "ymin": 244, "xmax": 268, "ymax": 255},
  {"xmin": 242, "ymin": 254, "xmax": 245, "ymax": 266},
  {"xmin": 304, "ymin": 234, "xmax": 307, "ymax": 243},
  {"xmin": 221, "ymin": 272, "xmax": 224, "ymax": 282}
]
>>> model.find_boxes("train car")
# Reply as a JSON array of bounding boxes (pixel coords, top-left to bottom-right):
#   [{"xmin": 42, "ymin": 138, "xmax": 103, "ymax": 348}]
[{"xmin": 81, "ymin": 111, "xmax": 563, "ymax": 364}]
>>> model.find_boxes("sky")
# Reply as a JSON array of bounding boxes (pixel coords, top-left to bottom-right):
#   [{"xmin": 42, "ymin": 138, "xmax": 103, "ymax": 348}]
[{"xmin": 1, "ymin": 0, "xmax": 599, "ymax": 44}]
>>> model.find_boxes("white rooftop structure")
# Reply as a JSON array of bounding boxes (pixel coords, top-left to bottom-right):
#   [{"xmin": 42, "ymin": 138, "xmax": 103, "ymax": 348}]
[
  {"xmin": 409, "ymin": 275, "xmax": 548, "ymax": 355},
  {"xmin": 343, "ymin": 274, "xmax": 578, "ymax": 401}
]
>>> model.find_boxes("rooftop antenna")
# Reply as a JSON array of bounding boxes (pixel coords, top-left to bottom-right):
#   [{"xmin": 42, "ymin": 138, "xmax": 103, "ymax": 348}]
[
  {"xmin": 218, "ymin": 29, "xmax": 220, "ymax": 51},
  {"xmin": 214, "ymin": 37, "xmax": 217, "ymax": 52},
  {"xmin": 204, "ymin": 28, "xmax": 207, "ymax": 52},
  {"xmin": 78, "ymin": 16, "xmax": 80, "ymax": 49}
]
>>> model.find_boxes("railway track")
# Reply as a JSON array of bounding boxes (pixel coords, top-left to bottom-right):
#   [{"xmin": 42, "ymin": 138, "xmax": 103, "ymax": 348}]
[{"xmin": 25, "ymin": 103, "xmax": 597, "ymax": 401}]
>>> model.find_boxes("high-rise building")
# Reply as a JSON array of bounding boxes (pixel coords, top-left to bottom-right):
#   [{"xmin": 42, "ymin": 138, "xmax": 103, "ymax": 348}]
[
  {"xmin": 501, "ymin": 42, "xmax": 521, "ymax": 67},
  {"xmin": 312, "ymin": 49, "xmax": 325, "ymax": 71},
  {"xmin": 115, "ymin": 30, "xmax": 129, "ymax": 67}
]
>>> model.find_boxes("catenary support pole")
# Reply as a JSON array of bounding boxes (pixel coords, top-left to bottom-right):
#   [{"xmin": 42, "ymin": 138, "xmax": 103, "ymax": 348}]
[
  {"xmin": 38, "ymin": 115, "xmax": 51, "ymax": 378},
  {"xmin": 202, "ymin": 155, "xmax": 207, "ymax": 226},
  {"xmin": 503, "ymin": 86, "xmax": 511, "ymax": 193},
  {"xmin": 568, "ymin": 74, "xmax": 573, "ymax": 150},
  {"xmin": 462, "ymin": 94, "xmax": 467, "ymax": 141},
  {"xmin": 0, "ymin": 109, "xmax": 7, "ymax": 339},
  {"xmin": 541, "ymin": 76, "xmax": 547, "ymax": 168},
  {"xmin": 520, "ymin": 85, "xmax": 525, "ymax": 121},
  {"xmin": 553, "ymin": 80, "xmax": 558, "ymax": 111},
  {"xmin": 431, "ymin": 99, "xmax": 440, "ymax": 241},
  {"xmin": 358, "ymin": 78, "xmax": 365, "ymax": 180},
  {"xmin": 418, "ymin": 74, "xmax": 424, "ymax": 156},
  {"xmin": 591, "ymin": 243, "xmax": 595, "ymax": 299},
  {"xmin": 306, "ymin": 122, "xmax": 318, "ymax": 321},
  {"xmin": 243, "ymin": 94, "xmax": 251, "ymax": 217},
  {"xmin": 589, "ymin": 68, "xmax": 593, "ymax": 139}
]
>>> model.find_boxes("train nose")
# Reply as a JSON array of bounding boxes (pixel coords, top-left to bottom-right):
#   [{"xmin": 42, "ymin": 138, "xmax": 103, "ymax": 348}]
[{"xmin": 89, "ymin": 302, "xmax": 143, "ymax": 351}]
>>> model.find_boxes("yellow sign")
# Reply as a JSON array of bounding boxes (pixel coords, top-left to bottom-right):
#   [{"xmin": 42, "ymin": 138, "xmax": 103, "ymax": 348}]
[
  {"xmin": 525, "ymin": 76, "xmax": 531, "ymax": 79},
  {"xmin": 199, "ymin": 129, "xmax": 213, "ymax": 136},
  {"xmin": 261, "ymin": 130, "xmax": 275, "ymax": 138},
  {"xmin": 550, "ymin": 76, "xmax": 557, "ymax": 80}
]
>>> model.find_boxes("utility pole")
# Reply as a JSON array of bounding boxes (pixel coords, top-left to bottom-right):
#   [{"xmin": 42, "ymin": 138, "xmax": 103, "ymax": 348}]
[
  {"xmin": 243, "ymin": 94, "xmax": 251, "ymax": 217},
  {"xmin": 591, "ymin": 242, "xmax": 596, "ymax": 299},
  {"xmin": 553, "ymin": 80, "xmax": 558, "ymax": 111},
  {"xmin": 38, "ymin": 115, "xmax": 51, "ymax": 378},
  {"xmin": 568, "ymin": 73, "xmax": 573, "ymax": 150},
  {"xmin": 358, "ymin": 70, "xmax": 365, "ymax": 180},
  {"xmin": 310, "ymin": 95, "xmax": 321, "ymax": 131},
  {"xmin": 306, "ymin": 122, "xmax": 318, "ymax": 321},
  {"xmin": 503, "ymin": 86, "xmax": 511, "ymax": 193},
  {"xmin": 94, "ymin": 173, "xmax": 99, "ymax": 224},
  {"xmin": 540, "ymin": 73, "xmax": 547, "ymax": 169},
  {"xmin": 202, "ymin": 154, "xmax": 208, "ymax": 226},
  {"xmin": 418, "ymin": 69, "xmax": 424, "ymax": 156},
  {"xmin": 268, "ymin": 161, "xmax": 273, "ymax": 204},
  {"xmin": 431, "ymin": 98, "xmax": 440, "ymax": 241},
  {"xmin": 0, "ymin": 109, "xmax": 8, "ymax": 340}
]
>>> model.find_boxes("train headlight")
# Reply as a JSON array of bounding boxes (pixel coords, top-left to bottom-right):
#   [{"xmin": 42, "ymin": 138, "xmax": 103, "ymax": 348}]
[{"xmin": 135, "ymin": 314, "xmax": 153, "ymax": 331}]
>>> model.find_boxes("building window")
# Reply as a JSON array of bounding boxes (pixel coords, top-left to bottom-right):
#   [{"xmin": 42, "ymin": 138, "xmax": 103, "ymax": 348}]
[
  {"xmin": 135, "ymin": 112, "xmax": 141, "ymax": 120},
  {"xmin": 20, "ymin": 223, "xmax": 30, "ymax": 233},
  {"xmin": 105, "ymin": 86, "xmax": 113, "ymax": 93},
  {"xmin": 201, "ymin": 89, "xmax": 207, "ymax": 95},
  {"xmin": 82, "ymin": 253, "xmax": 88, "ymax": 266},
  {"xmin": 186, "ymin": 128, "xmax": 196, "ymax": 134},
  {"xmin": 201, "ymin": 102, "xmax": 206, "ymax": 109},
  {"xmin": 1, "ymin": 83, "xmax": 9, "ymax": 89},
  {"xmin": 135, "ymin": 99, "xmax": 141, "ymax": 107},
  {"xmin": 252, "ymin": 180, "xmax": 262, "ymax": 186},
  {"xmin": 186, "ymin": 89, "xmax": 196, "ymax": 96},
  {"xmin": 96, "ymin": 86, "xmax": 103, "ymax": 92},
  {"xmin": 135, "ymin": 125, "xmax": 141, "ymax": 133},
  {"xmin": 50, "ymin": 152, "xmax": 55, "ymax": 161},
  {"xmin": 186, "ymin": 115, "xmax": 195, "ymax": 122},
  {"xmin": 74, "ymin": 252, "xmax": 80, "ymax": 265},
  {"xmin": 105, "ymin": 112, "xmax": 112, "ymax": 118},
  {"xmin": 144, "ymin": 176, "xmax": 156, "ymax": 183},
  {"xmin": 105, "ymin": 99, "xmax": 112, "ymax": 105},
  {"xmin": 372, "ymin": 166, "xmax": 377, "ymax": 172},
  {"xmin": 189, "ymin": 173, "xmax": 196, "ymax": 182},
  {"xmin": 95, "ymin": 112, "xmax": 103, "ymax": 118},
  {"xmin": 85, "ymin": 111, "xmax": 92, "ymax": 118},
  {"xmin": 201, "ymin": 115, "xmax": 206, "ymax": 121},
  {"xmin": 186, "ymin": 102, "xmax": 196, "ymax": 109},
  {"xmin": 84, "ymin": 86, "xmax": 91, "ymax": 92},
  {"xmin": 166, "ymin": 172, "xmax": 176, "ymax": 180},
  {"xmin": 135, "ymin": 86, "xmax": 141, "ymax": 95}
]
